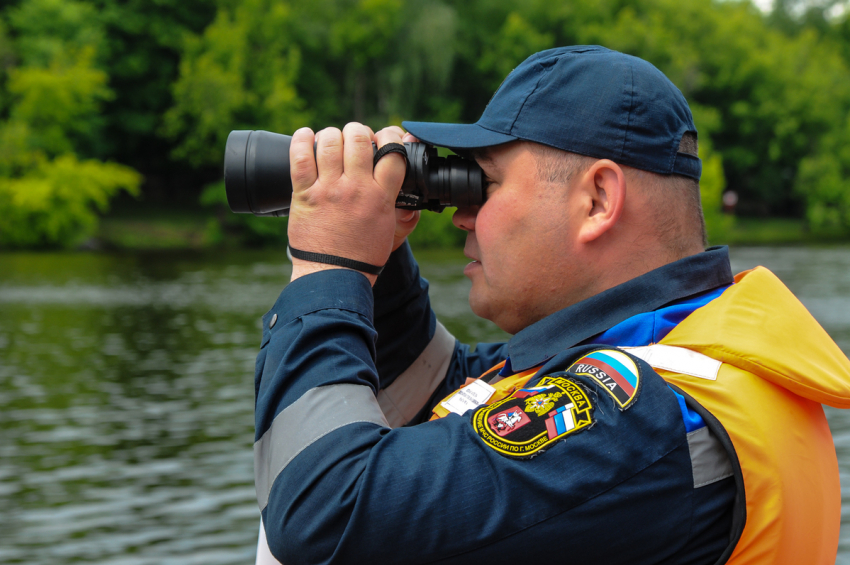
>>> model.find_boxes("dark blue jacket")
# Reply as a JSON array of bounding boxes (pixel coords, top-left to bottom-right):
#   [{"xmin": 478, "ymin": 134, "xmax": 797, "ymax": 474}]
[{"xmin": 254, "ymin": 242, "xmax": 737, "ymax": 564}]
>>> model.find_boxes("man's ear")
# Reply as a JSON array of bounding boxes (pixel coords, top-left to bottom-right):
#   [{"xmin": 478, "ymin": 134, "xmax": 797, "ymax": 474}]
[{"xmin": 575, "ymin": 159, "xmax": 626, "ymax": 244}]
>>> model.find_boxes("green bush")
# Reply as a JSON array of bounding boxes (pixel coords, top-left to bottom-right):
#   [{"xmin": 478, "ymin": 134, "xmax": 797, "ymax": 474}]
[{"xmin": 0, "ymin": 154, "xmax": 140, "ymax": 248}]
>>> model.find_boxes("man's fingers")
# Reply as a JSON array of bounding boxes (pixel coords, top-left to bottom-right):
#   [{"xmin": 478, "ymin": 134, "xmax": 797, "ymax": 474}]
[
  {"xmin": 397, "ymin": 209, "xmax": 417, "ymax": 223},
  {"xmin": 316, "ymin": 127, "xmax": 344, "ymax": 183},
  {"xmin": 392, "ymin": 209, "xmax": 420, "ymax": 251},
  {"xmin": 383, "ymin": 125, "xmax": 405, "ymax": 138},
  {"xmin": 342, "ymin": 122, "xmax": 375, "ymax": 181},
  {"xmin": 290, "ymin": 127, "xmax": 317, "ymax": 192},
  {"xmin": 402, "ymin": 132, "xmax": 419, "ymax": 143},
  {"xmin": 373, "ymin": 126, "xmax": 407, "ymax": 196}
]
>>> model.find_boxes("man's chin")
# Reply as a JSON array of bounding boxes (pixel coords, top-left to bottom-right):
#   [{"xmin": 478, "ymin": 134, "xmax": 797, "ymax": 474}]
[
  {"xmin": 468, "ymin": 288, "xmax": 491, "ymax": 322},
  {"xmin": 469, "ymin": 291, "xmax": 515, "ymax": 334}
]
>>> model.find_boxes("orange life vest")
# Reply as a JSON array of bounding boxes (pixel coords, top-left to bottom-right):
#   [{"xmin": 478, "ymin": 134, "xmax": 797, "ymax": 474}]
[{"xmin": 655, "ymin": 268, "xmax": 847, "ymax": 565}]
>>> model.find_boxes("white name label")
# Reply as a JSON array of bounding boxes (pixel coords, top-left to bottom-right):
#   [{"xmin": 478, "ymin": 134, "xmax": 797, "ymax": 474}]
[{"xmin": 440, "ymin": 380, "xmax": 497, "ymax": 415}]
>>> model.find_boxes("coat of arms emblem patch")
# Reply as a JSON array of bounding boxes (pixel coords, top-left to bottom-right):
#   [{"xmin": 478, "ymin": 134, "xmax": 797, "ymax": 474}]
[{"xmin": 472, "ymin": 375, "xmax": 594, "ymax": 458}]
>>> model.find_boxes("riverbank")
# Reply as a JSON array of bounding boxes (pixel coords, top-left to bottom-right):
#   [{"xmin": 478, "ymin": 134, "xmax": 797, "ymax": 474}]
[
  {"xmin": 89, "ymin": 205, "xmax": 850, "ymax": 251},
  {"xmin": 89, "ymin": 198, "xmax": 220, "ymax": 250},
  {"xmin": 716, "ymin": 217, "xmax": 850, "ymax": 246}
]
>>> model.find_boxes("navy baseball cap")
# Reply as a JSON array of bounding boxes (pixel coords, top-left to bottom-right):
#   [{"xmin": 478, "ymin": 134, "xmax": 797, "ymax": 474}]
[{"xmin": 402, "ymin": 46, "xmax": 701, "ymax": 180}]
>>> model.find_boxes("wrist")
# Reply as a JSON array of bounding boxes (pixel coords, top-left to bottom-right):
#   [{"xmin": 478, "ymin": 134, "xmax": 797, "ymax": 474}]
[{"xmin": 290, "ymin": 259, "xmax": 378, "ymax": 286}]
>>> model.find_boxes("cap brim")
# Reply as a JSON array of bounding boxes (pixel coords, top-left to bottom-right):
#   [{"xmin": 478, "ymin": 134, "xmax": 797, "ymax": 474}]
[{"xmin": 401, "ymin": 121, "xmax": 517, "ymax": 150}]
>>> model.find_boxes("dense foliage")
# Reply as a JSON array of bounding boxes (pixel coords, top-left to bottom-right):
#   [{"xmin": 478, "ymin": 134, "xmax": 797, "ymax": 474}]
[
  {"xmin": 1, "ymin": 0, "xmax": 850, "ymax": 247},
  {"xmin": 0, "ymin": 1, "xmax": 141, "ymax": 248}
]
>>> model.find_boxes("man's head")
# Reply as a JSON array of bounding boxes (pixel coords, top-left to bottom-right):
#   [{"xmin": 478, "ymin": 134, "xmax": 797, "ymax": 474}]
[{"xmin": 402, "ymin": 46, "xmax": 707, "ymax": 333}]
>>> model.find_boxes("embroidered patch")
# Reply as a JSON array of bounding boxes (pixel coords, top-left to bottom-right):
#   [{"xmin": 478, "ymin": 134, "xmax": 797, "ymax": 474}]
[
  {"xmin": 568, "ymin": 349, "xmax": 641, "ymax": 410},
  {"xmin": 488, "ymin": 406, "xmax": 531, "ymax": 436},
  {"xmin": 473, "ymin": 376, "xmax": 593, "ymax": 458}
]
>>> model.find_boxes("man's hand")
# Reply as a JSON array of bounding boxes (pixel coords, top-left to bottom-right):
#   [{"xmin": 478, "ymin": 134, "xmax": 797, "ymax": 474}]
[{"xmin": 287, "ymin": 123, "xmax": 409, "ymax": 285}]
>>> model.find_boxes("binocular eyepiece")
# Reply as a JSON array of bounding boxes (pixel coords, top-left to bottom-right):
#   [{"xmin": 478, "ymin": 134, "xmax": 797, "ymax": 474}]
[{"xmin": 223, "ymin": 130, "xmax": 485, "ymax": 217}]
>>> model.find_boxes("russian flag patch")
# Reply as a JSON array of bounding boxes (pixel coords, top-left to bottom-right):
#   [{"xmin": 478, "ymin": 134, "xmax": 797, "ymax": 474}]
[{"xmin": 569, "ymin": 349, "xmax": 641, "ymax": 410}]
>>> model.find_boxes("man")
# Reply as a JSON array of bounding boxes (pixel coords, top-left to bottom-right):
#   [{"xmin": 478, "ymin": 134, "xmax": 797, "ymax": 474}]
[{"xmin": 253, "ymin": 46, "xmax": 850, "ymax": 564}]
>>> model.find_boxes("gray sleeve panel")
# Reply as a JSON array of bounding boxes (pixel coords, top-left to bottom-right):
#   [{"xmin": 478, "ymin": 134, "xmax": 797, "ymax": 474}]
[
  {"xmin": 687, "ymin": 425, "xmax": 734, "ymax": 488},
  {"xmin": 377, "ymin": 321, "xmax": 456, "ymax": 428},
  {"xmin": 254, "ymin": 383, "xmax": 389, "ymax": 511}
]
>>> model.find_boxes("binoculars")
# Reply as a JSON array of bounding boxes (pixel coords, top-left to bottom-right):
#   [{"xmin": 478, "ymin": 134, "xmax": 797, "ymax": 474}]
[{"xmin": 223, "ymin": 130, "xmax": 485, "ymax": 216}]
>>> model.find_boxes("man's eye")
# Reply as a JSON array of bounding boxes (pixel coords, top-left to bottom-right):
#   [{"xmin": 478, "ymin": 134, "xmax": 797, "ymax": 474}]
[{"xmin": 483, "ymin": 177, "xmax": 496, "ymax": 197}]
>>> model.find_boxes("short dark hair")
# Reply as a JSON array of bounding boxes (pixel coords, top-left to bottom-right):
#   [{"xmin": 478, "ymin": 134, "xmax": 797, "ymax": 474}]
[
  {"xmin": 528, "ymin": 141, "xmax": 707, "ymax": 253},
  {"xmin": 626, "ymin": 168, "xmax": 708, "ymax": 252},
  {"xmin": 530, "ymin": 143, "xmax": 596, "ymax": 185}
]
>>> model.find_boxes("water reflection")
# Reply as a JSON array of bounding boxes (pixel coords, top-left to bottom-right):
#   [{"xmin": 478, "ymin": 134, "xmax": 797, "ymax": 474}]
[
  {"xmin": 1, "ymin": 246, "xmax": 849, "ymax": 563},
  {"xmin": 0, "ymin": 250, "xmax": 288, "ymax": 564}
]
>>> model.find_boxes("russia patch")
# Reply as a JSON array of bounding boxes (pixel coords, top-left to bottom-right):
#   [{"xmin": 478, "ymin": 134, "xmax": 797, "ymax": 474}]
[
  {"xmin": 569, "ymin": 349, "xmax": 641, "ymax": 410},
  {"xmin": 473, "ymin": 376, "xmax": 594, "ymax": 458}
]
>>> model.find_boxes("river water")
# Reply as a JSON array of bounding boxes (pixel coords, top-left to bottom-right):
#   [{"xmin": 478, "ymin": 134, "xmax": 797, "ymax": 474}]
[{"xmin": 1, "ymin": 246, "xmax": 849, "ymax": 563}]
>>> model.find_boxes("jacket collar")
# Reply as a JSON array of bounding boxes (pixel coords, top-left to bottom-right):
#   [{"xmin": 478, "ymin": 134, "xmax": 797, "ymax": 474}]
[{"xmin": 507, "ymin": 246, "xmax": 734, "ymax": 371}]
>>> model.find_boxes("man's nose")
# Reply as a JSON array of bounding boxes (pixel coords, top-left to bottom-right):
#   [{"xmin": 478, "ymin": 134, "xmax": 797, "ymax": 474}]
[{"xmin": 452, "ymin": 205, "xmax": 479, "ymax": 232}]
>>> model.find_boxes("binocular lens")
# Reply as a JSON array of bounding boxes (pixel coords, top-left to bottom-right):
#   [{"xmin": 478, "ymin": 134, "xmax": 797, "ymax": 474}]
[
  {"xmin": 223, "ymin": 130, "xmax": 484, "ymax": 216},
  {"xmin": 224, "ymin": 130, "xmax": 293, "ymax": 217}
]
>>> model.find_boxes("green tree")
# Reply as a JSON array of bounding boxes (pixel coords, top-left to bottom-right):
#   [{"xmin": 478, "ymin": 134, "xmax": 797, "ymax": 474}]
[
  {"xmin": 168, "ymin": 0, "xmax": 467, "ymax": 243},
  {"xmin": 163, "ymin": 0, "xmax": 313, "ymax": 244},
  {"xmin": 795, "ymin": 115, "xmax": 850, "ymax": 234},
  {"xmin": 6, "ymin": 47, "xmax": 111, "ymax": 155},
  {"xmin": 557, "ymin": 0, "xmax": 850, "ymax": 218},
  {"xmin": 0, "ymin": 0, "xmax": 217, "ymax": 202},
  {"xmin": 91, "ymin": 0, "xmax": 217, "ymax": 168},
  {"xmin": 163, "ymin": 0, "xmax": 310, "ymax": 168},
  {"xmin": 7, "ymin": 0, "xmax": 105, "ymax": 67},
  {"xmin": 0, "ymin": 0, "xmax": 141, "ymax": 248}
]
